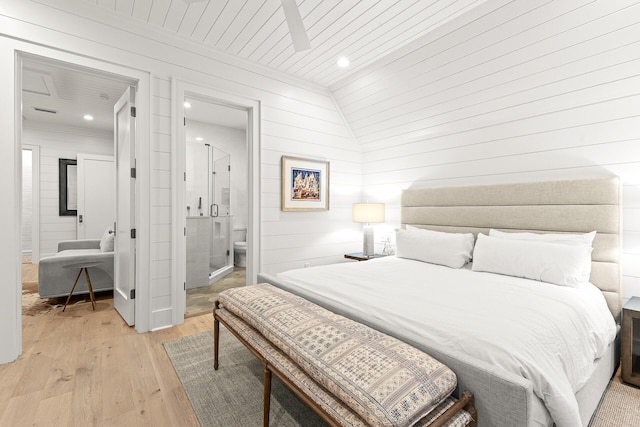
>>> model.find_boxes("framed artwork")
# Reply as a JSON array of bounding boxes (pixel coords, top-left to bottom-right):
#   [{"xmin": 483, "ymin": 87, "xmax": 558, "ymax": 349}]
[
  {"xmin": 59, "ymin": 158, "xmax": 77, "ymax": 216},
  {"xmin": 281, "ymin": 155, "xmax": 330, "ymax": 211}
]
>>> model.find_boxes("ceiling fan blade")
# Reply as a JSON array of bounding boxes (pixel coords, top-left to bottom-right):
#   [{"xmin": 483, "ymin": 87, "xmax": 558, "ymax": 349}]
[{"xmin": 281, "ymin": 0, "xmax": 311, "ymax": 52}]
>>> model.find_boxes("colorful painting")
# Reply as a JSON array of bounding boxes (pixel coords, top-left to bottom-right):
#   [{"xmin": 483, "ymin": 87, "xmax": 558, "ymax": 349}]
[
  {"xmin": 281, "ymin": 156, "xmax": 330, "ymax": 211},
  {"xmin": 291, "ymin": 168, "xmax": 321, "ymax": 201}
]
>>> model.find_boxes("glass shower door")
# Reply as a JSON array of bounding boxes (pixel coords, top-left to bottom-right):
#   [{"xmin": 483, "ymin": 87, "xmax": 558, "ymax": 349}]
[{"xmin": 209, "ymin": 149, "xmax": 232, "ymax": 278}]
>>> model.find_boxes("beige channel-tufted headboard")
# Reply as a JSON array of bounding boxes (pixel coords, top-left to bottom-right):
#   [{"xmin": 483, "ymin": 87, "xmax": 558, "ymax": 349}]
[{"xmin": 401, "ymin": 177, "xmax": 623, "ymax": 319}]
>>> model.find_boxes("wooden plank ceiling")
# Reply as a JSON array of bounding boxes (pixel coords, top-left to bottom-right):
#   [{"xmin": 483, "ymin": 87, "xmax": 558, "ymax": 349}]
[{"xmin": 82, "ymin": 0, "xmax": 487, "ymax": 87}]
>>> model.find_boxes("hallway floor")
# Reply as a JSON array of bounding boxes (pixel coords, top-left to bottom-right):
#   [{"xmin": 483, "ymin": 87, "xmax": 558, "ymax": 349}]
[{"xmin": 185, "ymin": 267, "xmax": 246, "ymax": 317}]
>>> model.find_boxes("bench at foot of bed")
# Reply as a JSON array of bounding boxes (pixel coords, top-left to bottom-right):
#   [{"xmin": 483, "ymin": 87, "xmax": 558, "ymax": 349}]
[{"xmin": 213, "ymin": 284, "xmax": 477, "ymax": 427}]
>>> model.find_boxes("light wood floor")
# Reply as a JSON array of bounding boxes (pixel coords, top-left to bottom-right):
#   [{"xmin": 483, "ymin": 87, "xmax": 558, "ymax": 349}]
[{"xmin": 0, "ymin": 294, "xmax": 211, "ymax": 426}]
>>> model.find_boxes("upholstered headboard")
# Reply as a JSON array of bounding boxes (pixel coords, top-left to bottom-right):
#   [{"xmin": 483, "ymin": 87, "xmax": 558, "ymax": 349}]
[{"xmin": 401, "ymin": 177, "xmax": 622, "ymax": 319}]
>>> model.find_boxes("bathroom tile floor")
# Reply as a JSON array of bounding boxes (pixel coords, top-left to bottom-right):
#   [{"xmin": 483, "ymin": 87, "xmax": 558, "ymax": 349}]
[{"xmin": 185, "ymin": 267, "xmax": 246, "ymax": 317}]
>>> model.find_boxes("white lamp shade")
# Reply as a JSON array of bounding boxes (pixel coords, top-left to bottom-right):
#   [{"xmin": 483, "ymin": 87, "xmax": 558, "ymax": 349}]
[{"xmin": 352, "ymin": 203, "xmax": 385, "ymax": 223}]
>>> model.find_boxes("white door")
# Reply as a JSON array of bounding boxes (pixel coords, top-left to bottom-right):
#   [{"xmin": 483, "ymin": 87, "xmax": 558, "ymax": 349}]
[
  {"xmin": 77, "ymin": 154, "xmax": 114, "ymax": 239},
  {"xmin": 114, "ymin": 86, "xmax": 136, "ymax": 326}
]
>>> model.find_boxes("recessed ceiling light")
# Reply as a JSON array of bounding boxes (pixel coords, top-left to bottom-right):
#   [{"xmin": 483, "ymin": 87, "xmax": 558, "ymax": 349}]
[
  {"xmin": 83, "ymin": 114, "xmax": 94, "ymax": 121},
  {"xmin": 184, "ymin": 101, "xmax": 191, "ymax": 109},
  {"xmin": 337, "ymin": 57, "xmax": 350, "ymax": 68},
  {"xmin": 196, "ymin": 137, "xmax": 204, "ymax": 141}
]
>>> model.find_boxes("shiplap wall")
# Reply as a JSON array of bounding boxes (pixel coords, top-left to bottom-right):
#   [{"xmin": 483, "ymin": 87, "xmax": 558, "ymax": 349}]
[
  {"xmin": 0, "ymin": 0, "xmax": 361, "ymax": 332},
  {"xmin": 331, "ymin": 0, "xmax": 640, "ymax": 300},
  {"xmin": 22, "ymin": 122, "xmax": 113, "ymax": 259}
]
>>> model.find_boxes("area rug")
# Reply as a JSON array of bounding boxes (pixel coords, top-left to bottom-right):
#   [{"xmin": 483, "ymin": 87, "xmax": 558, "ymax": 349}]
[
  {"xmin": 589, "ymin": 381, "xmax": 640, "ymax": 427},
  {"xmin": 164, "ymin": 329, "xmax": 640, "ymax": 427},
  {"xmin": 21, "ymin": 281, "xmax": 56, "ymax": 317},
  {"xmin": 163, "ymin": 328, "xmax": 325, "ymax": 427}
]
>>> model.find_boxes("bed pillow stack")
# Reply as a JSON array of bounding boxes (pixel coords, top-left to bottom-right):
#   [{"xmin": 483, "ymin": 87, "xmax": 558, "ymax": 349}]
[
  {"xmin": 472, "ymin": 230, "xmax": 596, "ymax": 287},
  {"xmin": 396, "ymin": 228, "xmax": 474, "ymax": 269}
]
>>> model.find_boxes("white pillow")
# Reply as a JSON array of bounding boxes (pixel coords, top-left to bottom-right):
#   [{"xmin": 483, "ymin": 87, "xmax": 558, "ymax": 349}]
[
  {"xmin": 396, "ymin": 228, "xmax": 474, "ymax": 268},
  {"xmin": 472, "ymin": 233, "xmax": 592, "ymax": 287},
  {"xmin": 100, "ymin": 226, "xmax": 115, "ymax": 252},
  {"xmin": 488, "ymin": 229, "xmax": 596, "ymax": 282}
]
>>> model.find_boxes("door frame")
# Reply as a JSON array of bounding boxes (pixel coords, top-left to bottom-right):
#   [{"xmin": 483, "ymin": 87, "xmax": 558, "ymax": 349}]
[
  {"xmin": 12, "ymin": 48, "xmax": 151, "ymax": 341},
  {"xmin": 171, "ymin": 79, "xmax": 261, "ymax": 324}
]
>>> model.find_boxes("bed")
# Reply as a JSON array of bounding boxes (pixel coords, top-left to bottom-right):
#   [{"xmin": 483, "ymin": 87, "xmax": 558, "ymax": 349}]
[{"xmin": 258, "ymin": 177, "xmax": 622, "ymax": 427}]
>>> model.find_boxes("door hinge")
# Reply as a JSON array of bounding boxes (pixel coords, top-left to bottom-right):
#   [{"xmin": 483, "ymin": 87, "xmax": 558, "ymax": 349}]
[
  {"xmin": 131, "ymin": 228, "xmax": 136, "ymax": 239},
  {"xmin": 184, "ymin": 227, "xmax": 186, "ymax": 236},
  {"xmin": 228, "ymin": 165, "xmax": 231, "ymax": 172},
  {"xmin": 130, "ymin": 289, "xmax": 136, "ymax": 299},
  {"xmin": 131, "ymin": 167, "xmax": 136, "ymax": 178},
  {"xmin": 227, "ymin": 249, "xmax": 230, "ymax": 256},
  {"xmin": 184, "ymin": 282, "xmax": 186, "ymax": 291},
  {"xmin": 184, "ymin": 172, "xmax": 186, "ymax": 181},
  {"xmin": 130, "ymin": 106, "xmax": 136, "ymax": 117},
  {"xmin": 184, "ymin": 117, "xmax": 186, "ymax": 126}
]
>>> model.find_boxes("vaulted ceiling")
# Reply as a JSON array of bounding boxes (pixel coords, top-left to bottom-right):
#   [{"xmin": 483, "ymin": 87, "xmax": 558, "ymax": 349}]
[{"xmin": 81, "ymin": 0, "xmax": 487, "ymax": 87}]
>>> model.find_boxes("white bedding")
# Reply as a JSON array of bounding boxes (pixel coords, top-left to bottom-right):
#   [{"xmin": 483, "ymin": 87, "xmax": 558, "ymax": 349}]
[{"xmin": 276, "ymin": 257, "xmax": 617, "ymax": 427}]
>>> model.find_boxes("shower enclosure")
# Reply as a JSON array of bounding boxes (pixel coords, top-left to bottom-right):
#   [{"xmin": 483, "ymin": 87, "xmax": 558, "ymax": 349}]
[{"xmin": 185, "ymin": 143, "xmax": 233, "ymax": 289}]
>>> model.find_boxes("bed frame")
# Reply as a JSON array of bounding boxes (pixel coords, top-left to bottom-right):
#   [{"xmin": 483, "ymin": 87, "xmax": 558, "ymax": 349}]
[{"xmin": 259, "ymin": 177, "xmax": 622, "ymax": 427}]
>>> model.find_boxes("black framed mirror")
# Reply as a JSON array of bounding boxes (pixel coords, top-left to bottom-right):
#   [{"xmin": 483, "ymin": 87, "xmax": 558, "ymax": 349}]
[{"xmin": 59, "ymin": 158, "xmax": 77, "ymax": 216}]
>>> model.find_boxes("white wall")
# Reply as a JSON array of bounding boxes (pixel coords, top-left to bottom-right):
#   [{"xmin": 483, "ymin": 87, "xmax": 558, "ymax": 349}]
[
  {"xmin": 22, "ymin": 122, "xmax": 113, "ymax": 258},
  {"xmin": 331, "ymin": 0, "xmax": 640, "ymax": 300},
  {"xmin": 0, "ymin": 0, "xmax": 362, "ymax": 350}
]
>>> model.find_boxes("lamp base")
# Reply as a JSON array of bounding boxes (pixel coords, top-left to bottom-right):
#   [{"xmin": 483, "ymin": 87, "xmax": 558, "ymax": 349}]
[{"xmin": 362, "ymin": 225, "xmax": 374, "ymax": 257}]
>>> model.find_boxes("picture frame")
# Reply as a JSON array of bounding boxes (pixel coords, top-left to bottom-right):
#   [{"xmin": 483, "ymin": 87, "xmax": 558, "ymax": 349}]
[
  {"xmin": 281, "ymin": 155, "xmax": 330, "ymax": 212},
  {"xmin": 59, "ymin": 158, "xmax": 77, "ymax": 216}
]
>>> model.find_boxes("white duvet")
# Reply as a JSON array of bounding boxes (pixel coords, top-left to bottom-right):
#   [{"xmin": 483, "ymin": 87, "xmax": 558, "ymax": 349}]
[{"xmin": 276, "ymin": 257, "xmax": 617, "ymax": 427}]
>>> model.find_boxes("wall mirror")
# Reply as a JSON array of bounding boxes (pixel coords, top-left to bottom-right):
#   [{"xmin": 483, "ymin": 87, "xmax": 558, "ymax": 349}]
[{"xmin": 59, "ymin": 158, "xmax": 77, "ymax": 216}]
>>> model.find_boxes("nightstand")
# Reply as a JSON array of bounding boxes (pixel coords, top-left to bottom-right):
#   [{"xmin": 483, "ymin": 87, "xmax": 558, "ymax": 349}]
[
  {"xmin": 344, "ymin": 252, "xmax": 386, "ymax": 262},
  {"xmin": 622, "ymin": 297, "xmax": 640, "ymax": 387}
]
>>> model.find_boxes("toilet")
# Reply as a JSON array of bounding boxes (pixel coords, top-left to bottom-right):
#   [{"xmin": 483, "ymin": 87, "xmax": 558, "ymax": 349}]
[
  {"xmin": 233, "ymin": 229, "xmax": 247, "ymax": 267},
  {"xmin": 233, "ymin": 242, "xmax": 247, "ymax": 267}
]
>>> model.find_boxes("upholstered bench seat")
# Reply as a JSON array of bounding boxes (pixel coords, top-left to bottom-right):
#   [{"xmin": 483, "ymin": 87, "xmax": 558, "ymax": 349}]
[{"xmin": 214, "ymin": 284, "xmax": 476, "ymax": 427}]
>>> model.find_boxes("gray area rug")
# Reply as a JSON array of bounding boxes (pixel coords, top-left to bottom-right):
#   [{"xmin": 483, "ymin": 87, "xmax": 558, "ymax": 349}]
[
  {"xmin": 164, "ymin": 329, "xmax": 640, "ymax": 427},
  {"xmin": 163, "ymin": 328, "xmax": 326, "ymax": 426}
]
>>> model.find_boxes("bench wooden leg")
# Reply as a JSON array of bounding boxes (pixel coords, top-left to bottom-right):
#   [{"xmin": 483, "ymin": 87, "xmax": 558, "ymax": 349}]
[
  {"xmin": 213, "ymin": 307, "xmax": 220, "ymax": 370},
  {"xmin": 263, "ymin": 365, "xmax": 272, "ymax": 427}
]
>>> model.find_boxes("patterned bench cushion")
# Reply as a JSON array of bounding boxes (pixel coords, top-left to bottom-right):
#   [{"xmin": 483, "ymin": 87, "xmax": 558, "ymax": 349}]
[
  {"xmin": 216, "ymin": 307, "xmax": 472, "ymax": 427},
  {"xmin": 218, "ymin": 284, "xmax": 458, "ymax": 427}
]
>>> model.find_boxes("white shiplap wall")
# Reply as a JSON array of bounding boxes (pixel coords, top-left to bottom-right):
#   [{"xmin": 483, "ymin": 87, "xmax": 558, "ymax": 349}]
[
  {"xmin": 331, "ymin": 0, "xmax": 640, "ymax": 301},
  {"xmin": 22, "ymin": 122, "xmax": 113, "ymax": 259},
  {"xmin": 0, "ymin": 0, "xmax": 361, "ymax": 334}
]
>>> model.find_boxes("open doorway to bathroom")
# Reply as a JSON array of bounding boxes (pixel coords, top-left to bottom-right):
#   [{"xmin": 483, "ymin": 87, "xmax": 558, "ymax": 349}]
[{"xmin": 183, "ymin": 98, "xmax": 248, "ymax": 317}]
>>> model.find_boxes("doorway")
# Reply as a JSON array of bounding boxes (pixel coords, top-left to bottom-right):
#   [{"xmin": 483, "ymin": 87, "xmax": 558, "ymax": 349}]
[
  {"xmin": 183, "ymin": 98, "xmax": 248, "ymax": 316},
  {"xmin": 172, "ymin": 79, "xmax": 261, "ymax": 322},
  {"xmin": 18, "ymin": 53, "xmax": 139, "ymax": 326}
]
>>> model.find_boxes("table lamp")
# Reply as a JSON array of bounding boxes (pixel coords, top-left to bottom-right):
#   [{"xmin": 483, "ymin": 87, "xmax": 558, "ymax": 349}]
[{"xmin": 352, "ymin": 203, "xmax": 385, "ymax": 257}]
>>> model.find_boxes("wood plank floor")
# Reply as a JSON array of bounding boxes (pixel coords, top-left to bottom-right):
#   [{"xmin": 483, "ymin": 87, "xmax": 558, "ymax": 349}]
[{"xmin": 0, "ymin": 296, "xmax": 211, "ymax": 426}]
